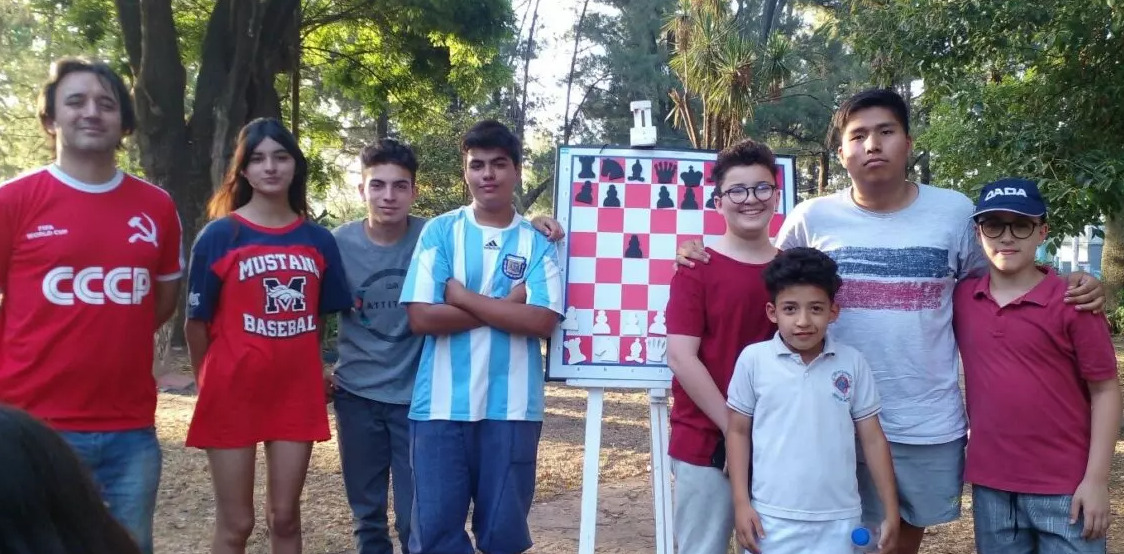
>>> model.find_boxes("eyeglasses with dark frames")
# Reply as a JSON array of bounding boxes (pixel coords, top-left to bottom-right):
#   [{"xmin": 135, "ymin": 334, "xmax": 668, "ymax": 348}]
[
  {"xmin": 977, "ymin": 218, "xmax": 1038, "ymax": 239},
  {"xmin": 719, "ymin": 182, "xmax": 776, "ymax": 205}
]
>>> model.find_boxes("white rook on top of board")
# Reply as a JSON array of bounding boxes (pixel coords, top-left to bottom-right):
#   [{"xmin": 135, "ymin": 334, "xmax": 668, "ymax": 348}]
[{"xmin": 630, "ymin": 100, "xmax": 657, "ymax": 148}]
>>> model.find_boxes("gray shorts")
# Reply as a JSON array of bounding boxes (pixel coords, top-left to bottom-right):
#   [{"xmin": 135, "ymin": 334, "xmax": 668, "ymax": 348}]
[{"xmin": 856, "ymin": 436, "xmax": 966, "ymax": 527}]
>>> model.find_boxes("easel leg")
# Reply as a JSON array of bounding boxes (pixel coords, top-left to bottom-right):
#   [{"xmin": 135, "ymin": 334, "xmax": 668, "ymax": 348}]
[
  {"xmin": 578, "ymin": 387, "xmax": 605, "ymax": 554},
  {"xmin": 649, "ymin": 388, "xmax": 674, "ymax": 554}
]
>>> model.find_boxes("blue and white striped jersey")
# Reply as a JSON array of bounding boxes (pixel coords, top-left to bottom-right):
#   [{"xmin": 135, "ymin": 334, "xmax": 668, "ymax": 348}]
[{"xmin": 399, "ymin": 207, "xmax": 563, "ymax": 421}]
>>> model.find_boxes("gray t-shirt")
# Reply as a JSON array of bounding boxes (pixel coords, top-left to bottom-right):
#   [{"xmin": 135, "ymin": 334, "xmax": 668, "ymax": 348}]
[
  {"xmin": 332, "ymin": 216, "xmax": 427, "ymax": 404},
  {"xmin": 775, "ymin": 184, "xmax": 986, "ymax": 444}
]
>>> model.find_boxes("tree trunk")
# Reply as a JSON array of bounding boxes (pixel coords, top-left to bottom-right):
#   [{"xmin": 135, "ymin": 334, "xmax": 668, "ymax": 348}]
[
  {"xmin": 376, "ymin": 108, "xmax": 389, "ymax": 138},
  {"xmin": 1102, "ymin": 212, "xmax": 1124, "ymax": 310},
  {"xmin": 515, "ymin": 0, "xmax": 540, "ymax": 144},
  {"xmin": 117, "ymin": 0, "xmax": 300, "ymax": 348},
  {"xmin": 818, "ymin": 150, "xmax": 828, "ymax": 194},
  {"xmin": 562, "ymin": 0, "xmax": 590, "ymax": 145}
]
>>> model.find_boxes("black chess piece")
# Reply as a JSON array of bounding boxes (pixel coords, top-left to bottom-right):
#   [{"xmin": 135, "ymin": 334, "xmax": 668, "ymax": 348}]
[
  {"xmin": 681, "ymin": 165, "xmax": 704, "ymax": 187},
  {"xmin": 578, "ymin": 156, "xmax": 596, "ymax": 179},
  {"xmin": 624, "ymin": 235, "xmax": 644, "ymax": 258},
  {"xmin": 603, "ymin": 184, "xmax": 622, "ymax": 207},
  {"xmin": 656, "ymin": 186, "xmax": 674, "ymax": 209},
  {"xmin": 654, "ymin": 161, "xmax": 676, "ymax": 184},
  {"xmin": 627, "ymin": 159, "xmax": 645, "ymax": 182},
  {"xmin": 575, "ymin": 180, "xmax": 594, "ymax": 204},
  {"xmin": 601, "ymin": 159, "xmax": 625, "ymax": 180},
  {"xmin": 680, "ymin": 187, "xmax": 699, "ymax": 210},
  {"xmin": 706, "ymin": 188, "xmax": 719, "ymax": 209}
]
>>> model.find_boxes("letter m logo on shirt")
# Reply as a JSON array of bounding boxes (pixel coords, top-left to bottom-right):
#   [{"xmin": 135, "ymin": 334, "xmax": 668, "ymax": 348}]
[{"xmin": 263, "ymin": 276, "xmax": 308, "ymax": 314}]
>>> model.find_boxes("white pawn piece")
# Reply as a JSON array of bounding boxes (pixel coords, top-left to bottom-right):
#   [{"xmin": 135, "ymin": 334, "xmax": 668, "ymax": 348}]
[
  {"xmin": 592, "ymin": 310, "xmax": 611, "ymax": 334},
  {"xmin": 593, "ymin": 336, "xmax": 619, "ymax": 362},
  {"xmin": 564, "ymin": 337, "xmax": 586, "ymax": 364},
  {"xmin": 561, "ymin": 306, "xmax": 580, "ymax": 332},
  {"xmin": 621, "ymin": 312, "xmax": 642, "ymax": 336},
  {"xmin": 648, "ymin": 311, "xmax": 667, "ymax": 335},
  {"xmin": 645, "ymin": 337, "xmax": 666, "ymax": 363},
  {"xmin": 625, "ymin": 338, "xmax": 645, "ymax": 363}
]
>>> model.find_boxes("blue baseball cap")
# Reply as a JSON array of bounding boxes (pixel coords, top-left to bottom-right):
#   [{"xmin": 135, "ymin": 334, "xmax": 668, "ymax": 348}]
[{"xmin": 972, "ymin": 178, "xmax": 1047, "ymax": 220}]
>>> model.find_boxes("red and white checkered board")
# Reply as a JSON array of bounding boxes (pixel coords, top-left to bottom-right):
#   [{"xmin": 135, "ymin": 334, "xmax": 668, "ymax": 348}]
[{"xmin": 549, "ymin": 147, "xmax": 796, "ymax": 382}]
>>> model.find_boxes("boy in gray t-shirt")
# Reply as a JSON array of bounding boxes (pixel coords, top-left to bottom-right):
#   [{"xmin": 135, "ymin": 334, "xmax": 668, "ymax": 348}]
[{"xmin": 330, "ymin": 139, "xmax": 563, "ymax": 554}]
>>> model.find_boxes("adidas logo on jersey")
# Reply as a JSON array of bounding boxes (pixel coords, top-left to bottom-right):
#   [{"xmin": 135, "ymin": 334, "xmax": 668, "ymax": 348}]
[
  {"xmin": 484, "ymin": 239, "xmax": 500, "ymax": 250},
  {"xmin": 42, "ymin": 266, "xmax": 151, "ymax": 306},
  {"xmin": 983, "ymin": 187, "xmax": 1028, "ymax": 202}
]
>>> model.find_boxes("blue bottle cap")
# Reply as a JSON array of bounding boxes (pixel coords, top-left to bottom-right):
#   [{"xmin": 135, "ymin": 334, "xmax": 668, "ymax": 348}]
[{"xmin": 851, "ymin": 527, "xmax": 872, "ymax": 546}]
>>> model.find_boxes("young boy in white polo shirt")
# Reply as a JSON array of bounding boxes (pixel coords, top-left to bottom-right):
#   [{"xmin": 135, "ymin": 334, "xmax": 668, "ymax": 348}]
[{"xmin": 725, "ymin": 247, "xmax": 899, "ymax": 554}]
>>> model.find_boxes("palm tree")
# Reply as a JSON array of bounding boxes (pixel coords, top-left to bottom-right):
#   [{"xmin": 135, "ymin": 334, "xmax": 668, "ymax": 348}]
[{"xmin": 664, "ymin": 0, "xmax": 793, "ymax": 150}]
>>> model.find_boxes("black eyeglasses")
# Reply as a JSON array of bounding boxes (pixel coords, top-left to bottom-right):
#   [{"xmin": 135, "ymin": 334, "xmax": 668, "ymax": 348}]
[
  {"xmin": 978, "ymin": 219, "xmax": 1038, "ymax": 239},
  {"xmin": 719, "ymin": 182, "xmax": 776, "ymax": 205}
]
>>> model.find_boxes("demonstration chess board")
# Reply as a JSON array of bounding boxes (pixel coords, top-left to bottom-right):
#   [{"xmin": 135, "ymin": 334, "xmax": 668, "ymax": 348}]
[{"xmin": 547, "ymin": 146, "xmax": 797, "ymax": 383}]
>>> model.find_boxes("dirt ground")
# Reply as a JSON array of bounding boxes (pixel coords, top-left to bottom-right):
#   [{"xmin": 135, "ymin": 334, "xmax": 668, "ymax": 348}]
[{"xmin": 150, "ymin": 349, "xmax": 1124, "ymax": 554}]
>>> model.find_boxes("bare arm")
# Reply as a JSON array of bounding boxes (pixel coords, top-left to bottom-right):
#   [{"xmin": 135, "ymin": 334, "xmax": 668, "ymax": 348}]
[
  {"xmin": 1070, "ymin": 378, "xmax": 1121, "ymax": 538},
  {"xmin": 446, "ymin": 280, "xmax": 558, "ymax": 339},
  {"xmin": 855, "ymin": 416, "xmax": 900, "ymax": 553},
  {"xmin": 727, "ymin": 410, "xmax": 764, "ymax": 553},
  {"xmin": 667, "ymin": 334, "xmax": 729, "ymax": 434},
  {"xmin": 406, "ymin": 303, "xmax": 484, "ymax": 336},
  {"xmin": 183, "ymin": 319, "xmax": 210, "ymax": 381},
  {"xmin": 154, "ymin": 279, "xmax": 181, "ymax": 328}
]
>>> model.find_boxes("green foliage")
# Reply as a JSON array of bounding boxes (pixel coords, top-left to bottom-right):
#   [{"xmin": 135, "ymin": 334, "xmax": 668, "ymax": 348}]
[{"xmin": 840, "ymin": 0, "xmax": 1124, "ymax": 248}]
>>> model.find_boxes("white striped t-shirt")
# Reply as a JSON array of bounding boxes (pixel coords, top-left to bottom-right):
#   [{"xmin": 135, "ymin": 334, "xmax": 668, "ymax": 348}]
[{"xmin": 399, "ymin": 206, "xmax": 563, "ymax": 422}]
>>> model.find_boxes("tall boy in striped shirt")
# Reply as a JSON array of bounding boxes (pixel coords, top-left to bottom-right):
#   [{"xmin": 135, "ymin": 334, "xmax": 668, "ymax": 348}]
[{"xmin": 399, "ymin": 120, "xmax": 564, "ymax": 554}]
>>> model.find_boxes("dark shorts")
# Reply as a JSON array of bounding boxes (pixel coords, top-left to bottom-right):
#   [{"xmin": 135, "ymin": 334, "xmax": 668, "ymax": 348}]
[{"xmin": 408, "ymin": 419, "xmax": 542, "ymax": 554}]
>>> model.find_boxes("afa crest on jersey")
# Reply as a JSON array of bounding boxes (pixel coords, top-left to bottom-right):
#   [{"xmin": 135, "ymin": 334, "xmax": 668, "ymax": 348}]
[{"xmin": 502, "ymin": 254, "xmax": 527, "ymax": 280}]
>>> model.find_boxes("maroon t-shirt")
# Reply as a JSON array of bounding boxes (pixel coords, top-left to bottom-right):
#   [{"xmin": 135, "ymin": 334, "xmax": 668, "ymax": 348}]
[
  {"xmin": 954, "ymin": 270, "xmax": 1118, "ymax": 494},
  {"xmin": 665, "ymin": 248, "xmax": 776, "ymax": 466}
]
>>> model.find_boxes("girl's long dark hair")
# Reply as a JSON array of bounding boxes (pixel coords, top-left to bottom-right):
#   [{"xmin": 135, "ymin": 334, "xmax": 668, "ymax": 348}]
[
  {"xmin": 207, "ymin": 117, "xmax": 310, "ymax": 219},
  {"xmin": 0, "ymin": 405, "xmax": 143, "ymax": 554}
]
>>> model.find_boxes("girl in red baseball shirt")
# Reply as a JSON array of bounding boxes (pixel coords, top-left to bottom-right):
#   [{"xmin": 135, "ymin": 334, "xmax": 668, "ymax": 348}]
[{"xmin": 185, "ymin": 118, "xmax": 350, "ymax": 553}]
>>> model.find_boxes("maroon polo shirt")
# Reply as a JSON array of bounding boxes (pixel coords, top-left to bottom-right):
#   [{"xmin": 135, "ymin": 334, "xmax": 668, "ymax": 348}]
[
  {"xmin": 665, "ymin": 248, "xmax": 776, "ymax": 466},
  {"xmin": 953, "ymin": 269, "xmax": 1118, "ymax": 494}
]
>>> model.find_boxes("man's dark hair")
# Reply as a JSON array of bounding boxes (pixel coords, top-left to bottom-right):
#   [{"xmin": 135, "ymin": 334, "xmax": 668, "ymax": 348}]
[
  {"xmin": 461, "ymin": 120, "xmax": 522, "ymax": 166},
  {"xmin": 763, "ymin": 247, "xmax": 844, "ymax": 302},
  {"xmin": 37, "ymin": 57, "xmax": 136, "ymax": 141},
  {"xmin": 711, "ymin": 139, "xmax": 777, "ymax": 190},
  {"xmin": 827, "ymin": 88, "xmax": 910, "ymax": 149},
  {"xmin": 360, "ymin": 138, "xmax": 419, "ymax": 183}
]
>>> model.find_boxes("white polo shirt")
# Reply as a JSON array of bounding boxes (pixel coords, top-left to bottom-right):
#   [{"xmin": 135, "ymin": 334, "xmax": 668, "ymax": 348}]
[{"xmin": 727, "ymin": 332, "xmax": 880, "ymax": 521}]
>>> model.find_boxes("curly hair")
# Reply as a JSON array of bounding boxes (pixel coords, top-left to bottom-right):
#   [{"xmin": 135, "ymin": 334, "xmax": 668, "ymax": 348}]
[
  {"xmin": 711, "ymin": 138, "xmax": 777, "ymax": 191},
  {"xmin": 763, "ymin": 247, "xmax": 844, "ymax": 302}
]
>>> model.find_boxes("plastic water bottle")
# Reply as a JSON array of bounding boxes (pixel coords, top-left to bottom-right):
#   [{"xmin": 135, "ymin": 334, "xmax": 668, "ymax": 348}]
[{"xmin": 851, "ymin": 525, "xmax": 880, "ymax": 552}]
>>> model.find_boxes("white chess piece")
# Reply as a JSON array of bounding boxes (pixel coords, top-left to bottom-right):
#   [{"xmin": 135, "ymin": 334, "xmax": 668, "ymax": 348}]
[
  {"xmin": 648, "ymin": 311, "xmax": 667, "ymax": 335},
  {"xmin": 592, "ymin": 310, "xmax": 611, "ymax": 334},
  {"xmin": 593, "ymin": 336, "xmax": 618, "ymax": 362},
  {"xmin": 621, "ymin": 312, "xmax": 642, "ymax": 336},
  {"xmin": 561, "ymin": 307, "xmax": 580, "ymax": 331},
  {"xmin": 645, "ymin": 337, "xmax": 666, "ymax": 363},
  {"xmin": 625, "ymin": 338, "xmax": 645, "ymax": 363},
  {"xmin": 564, "ymin": 337, "xmax": 586, "ymax": 364}
]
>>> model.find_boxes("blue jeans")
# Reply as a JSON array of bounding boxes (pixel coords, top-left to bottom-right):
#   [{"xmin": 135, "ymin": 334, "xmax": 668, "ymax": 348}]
[
  {"xmin": 59, "ymin": 427, "xmax": 162, "ymax": 554},
  {"xmin": 973, "ymin": 484, "xmax": 1107, "ymax": 553},
  {"xmin": 334, "ymin": 389, "xmax": 413, "ymax": 554},
  {"xmin": 408, "ymin": 420, "xmax": 542, "ymax": 554}
]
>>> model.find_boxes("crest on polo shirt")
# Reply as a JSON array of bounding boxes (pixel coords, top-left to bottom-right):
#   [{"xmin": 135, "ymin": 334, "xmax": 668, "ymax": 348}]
[
  {"xmin": 831, "ymin": 370, "xmax": 853, "ymax": 403},
  {"xmin": 502, "ymin": 254, "xmax": 527, "ymax": 280}
]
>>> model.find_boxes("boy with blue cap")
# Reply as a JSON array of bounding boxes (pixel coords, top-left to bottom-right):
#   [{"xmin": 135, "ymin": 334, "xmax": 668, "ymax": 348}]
[{"xmin": 952, "ymin": 177, "xmax": 1121, "ymax": 553}]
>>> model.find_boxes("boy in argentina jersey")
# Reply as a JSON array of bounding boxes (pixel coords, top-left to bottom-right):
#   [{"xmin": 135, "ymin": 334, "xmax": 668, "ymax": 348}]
[
  {"xmin": 185, "ymin": 215, "xmax": 351, "ymax": 448},
  {"xmin": 400, "ymin": 120, "xmax": 563, "ymax": 554}
]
